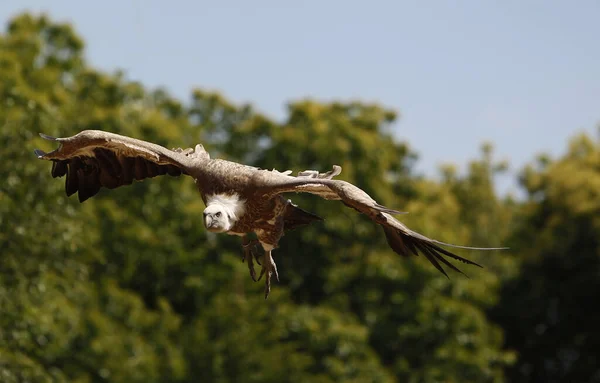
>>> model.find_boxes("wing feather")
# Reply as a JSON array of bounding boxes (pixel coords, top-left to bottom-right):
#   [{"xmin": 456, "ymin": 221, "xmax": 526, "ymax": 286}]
[
  {"xmin": 51, "ymin": 160, "xmax": 67, "ymax": 178},
  {"xmin": 119, "ymin": 156, "xmax": 135, "ymax": 185},
  {"xmin": 65, "ymin": 160, "xmax": 79, "ymax": 196},
  {"xmin": 258, "ymin": 173, "xmax": 506, "ymax": 276},
  {"xmin": 35, "ymin": 130, "xmax": 202, "ymax": 203}
]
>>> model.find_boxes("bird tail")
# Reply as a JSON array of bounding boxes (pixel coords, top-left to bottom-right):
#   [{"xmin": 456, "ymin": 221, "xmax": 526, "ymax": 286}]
[{"xmin": 283, "ymin": 201, "xmax": 323, "ymax": 231}]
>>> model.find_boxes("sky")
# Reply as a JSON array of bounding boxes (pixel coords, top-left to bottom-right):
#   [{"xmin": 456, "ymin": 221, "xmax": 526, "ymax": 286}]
[{"xmin": 2, "ymin": 1, "xmax": 599, "ymax": 195}]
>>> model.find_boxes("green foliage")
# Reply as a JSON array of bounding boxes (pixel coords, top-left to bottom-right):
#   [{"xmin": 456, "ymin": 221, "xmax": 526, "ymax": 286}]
[
  {"xmin": 493, "ymin": 132, "xmax": 600, "ymax": 383},
  {"xmin": 2, "ymin": 11, "xmax": 597, "ymax": 383}
]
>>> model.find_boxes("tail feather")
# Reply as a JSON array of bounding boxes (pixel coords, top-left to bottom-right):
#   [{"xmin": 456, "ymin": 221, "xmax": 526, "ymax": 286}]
[{"xmin": 283, "ymin": 202, "xmax": 323, "ymax": 231}]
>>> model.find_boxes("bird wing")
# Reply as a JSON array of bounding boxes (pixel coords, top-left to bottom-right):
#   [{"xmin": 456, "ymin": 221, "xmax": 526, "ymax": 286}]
[
  {"xmin": 257, "ymin": 169, "xmax": 507, "ymax": 277},
  {"xmin": 34, "ymin": 130, "xmax": 206, "ymax": 202}
]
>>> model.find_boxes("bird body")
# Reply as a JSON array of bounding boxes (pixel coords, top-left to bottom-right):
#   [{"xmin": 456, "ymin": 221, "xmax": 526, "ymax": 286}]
[{"xmin": 35, "ymin": 130, "xmax": 505, "ymax": 298}]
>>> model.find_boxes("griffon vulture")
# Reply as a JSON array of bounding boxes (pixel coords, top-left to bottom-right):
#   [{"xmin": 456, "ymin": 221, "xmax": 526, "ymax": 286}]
[{"xmin": 35, "ymin": 130, "xmax": 504, "ymax": 298}]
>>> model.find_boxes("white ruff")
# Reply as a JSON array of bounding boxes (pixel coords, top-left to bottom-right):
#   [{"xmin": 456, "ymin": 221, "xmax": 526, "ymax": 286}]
[{"xmin": 206, "ymin": 194, "xmax": 246, "ymax": 221}]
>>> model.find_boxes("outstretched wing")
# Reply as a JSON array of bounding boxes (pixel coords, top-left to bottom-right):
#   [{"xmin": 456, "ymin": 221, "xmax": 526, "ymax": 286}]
[
  {"xmin": 35, "ymin": 130, "xmax": 205, "ymax": 202},
  {"xmin": 257, "ymin": 167, "xmax": 506, "ymax": 277}
]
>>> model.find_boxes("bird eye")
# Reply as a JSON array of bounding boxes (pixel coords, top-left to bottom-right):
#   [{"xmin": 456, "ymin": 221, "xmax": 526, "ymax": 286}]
[{"xmin": 215, "ymin": 212, "xmax": 221, "ymax": 218}]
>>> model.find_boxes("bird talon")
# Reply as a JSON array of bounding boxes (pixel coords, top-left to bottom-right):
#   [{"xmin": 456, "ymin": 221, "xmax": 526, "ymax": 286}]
[
  {"xmin": 264, "ymin": 278, "xmax": 271, "ymax": 299},
  {"xmin": 260, "ymin": 251, "xmax": 279, "ymax": 299},
  {"xmin": 242, "ymin": 238, "xmax": 259, "ymax": 281}
]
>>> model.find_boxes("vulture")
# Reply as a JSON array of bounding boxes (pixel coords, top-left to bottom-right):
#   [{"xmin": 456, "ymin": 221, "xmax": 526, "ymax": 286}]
[{"xmin": 35, "ymin": 130, "xmax": 505, "ymax": 298}]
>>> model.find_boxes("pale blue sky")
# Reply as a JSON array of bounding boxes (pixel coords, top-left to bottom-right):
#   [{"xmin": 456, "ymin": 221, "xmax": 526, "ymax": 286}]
[{"xmin": 3, "ymin": 1, "xmax": 599, "ymax": 195}]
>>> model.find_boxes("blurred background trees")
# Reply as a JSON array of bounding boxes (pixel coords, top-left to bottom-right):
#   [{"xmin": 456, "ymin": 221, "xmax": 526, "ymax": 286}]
[{"xmin": 0, "ymin": 13, "xmax": 598, "ymax": 382}]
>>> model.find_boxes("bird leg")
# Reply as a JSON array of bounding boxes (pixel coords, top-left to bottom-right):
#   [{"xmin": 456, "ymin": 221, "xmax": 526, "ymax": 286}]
[
  {"xmin": 257, "ymin": 250, "xmax": 279, "ymax": 299},
  {"xmin": 241, "ymin": 236, "xmax": 261, "ymax": 282}
]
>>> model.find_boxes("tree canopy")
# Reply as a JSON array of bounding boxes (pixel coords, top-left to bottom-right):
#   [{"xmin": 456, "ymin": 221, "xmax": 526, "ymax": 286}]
[{"xmin": 1, "ymin": 13, "xmax": 598, "ymax": 383}]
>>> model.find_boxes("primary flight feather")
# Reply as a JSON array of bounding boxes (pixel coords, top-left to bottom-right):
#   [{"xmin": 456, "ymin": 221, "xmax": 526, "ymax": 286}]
[{"xmin": 35, "ymin": 130, "xmax": 505, "ymax": 298}]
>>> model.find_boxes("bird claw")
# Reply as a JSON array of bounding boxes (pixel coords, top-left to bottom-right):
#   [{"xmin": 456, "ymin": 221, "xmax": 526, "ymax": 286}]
[
  {"xmin": 258, "ymin": 251, "xmax": 279, "ymax": 299},
  {"xmin": 254, "ymin": 251, "xmax": 262, "ymax": 265},
  {"xmin": 246, "ymin": 253, "xmax": 257, "ymax": 282},
  {"xmin": 242, "ymin": 239, "xmax": 261, "ymax": 282},
  {"xmin": 241, "ymin": 239, "xmax": 279, "ymax": 298}
]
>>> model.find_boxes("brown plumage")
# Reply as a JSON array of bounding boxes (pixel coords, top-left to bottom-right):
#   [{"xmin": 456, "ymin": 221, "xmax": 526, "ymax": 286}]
[{"xmin": 35, "ymin": 130, "xmax": 506, "ymax": 298}]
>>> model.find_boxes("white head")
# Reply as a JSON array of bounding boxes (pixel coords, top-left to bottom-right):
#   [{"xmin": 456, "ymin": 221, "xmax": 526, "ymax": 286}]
[
  {"xmin": 203, "ymin": 204, "xmax": 232, "ymax": 233},
  {"xmin": 203, "ymin": 194, "xmax": 246, "ymax": 233}
]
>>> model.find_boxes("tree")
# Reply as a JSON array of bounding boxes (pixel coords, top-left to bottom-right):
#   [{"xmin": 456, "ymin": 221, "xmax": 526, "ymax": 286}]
[
  {"xmin": 1, "ymin": 12, "xmax": 516, "ymax": 382},
  {"xmin": 494, "ymin": 131, "xmax": 600, "ymax": 383}
]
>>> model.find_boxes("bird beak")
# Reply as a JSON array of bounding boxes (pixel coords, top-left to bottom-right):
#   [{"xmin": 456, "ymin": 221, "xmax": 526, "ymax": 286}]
[{"xmin": 204, "ymin": 215, "xmax": 213, "ymax": 229}]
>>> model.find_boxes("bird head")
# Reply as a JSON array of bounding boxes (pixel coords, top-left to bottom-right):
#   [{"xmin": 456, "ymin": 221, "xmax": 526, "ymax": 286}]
[{"xmin": 203, "ymin": 204, "xmax": 233, "ymax": 233}]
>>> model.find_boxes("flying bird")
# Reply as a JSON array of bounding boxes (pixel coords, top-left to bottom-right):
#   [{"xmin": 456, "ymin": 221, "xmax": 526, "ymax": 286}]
[{"xmin": 35, "ymin": 130, "xmax": 504, "ymax": 298}]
